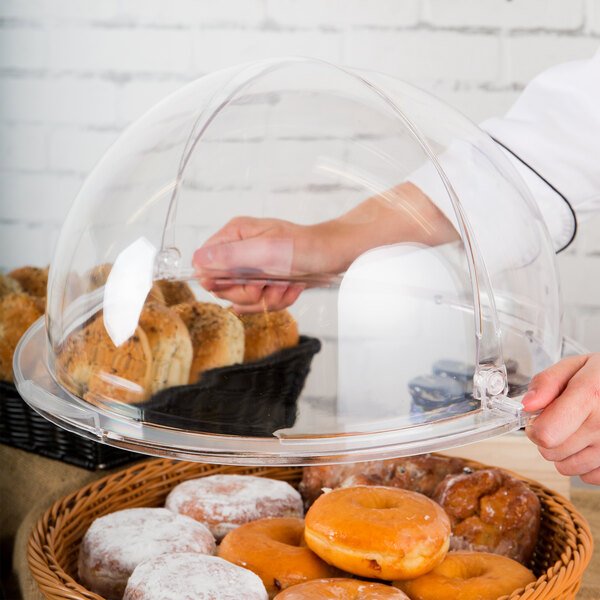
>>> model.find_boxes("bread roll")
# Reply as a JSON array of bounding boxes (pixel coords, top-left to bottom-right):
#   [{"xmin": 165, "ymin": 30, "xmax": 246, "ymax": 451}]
[
  {"xmin": 57, "ymin": 314, "xmax": 152, "ymax": 404},
  {"xmin": 7, "ymin": 266, "xmax": 48, "ymax": 298},
  {"xmin": 0, "ymin": 293, "xmax": 44, "ymax": 381},
  {"xmin": 0, "ymin": 273, "xmax": 22, "ymax": 301},
  {"xmin": 238, "ymin": 309, "xmax": 299, "ymax": 362},
  {"xmin": 155, "ymin": 280, "xmax": 195, "ymax": 306},
  {"xmin": 139, "ymin": 302, "xmax": 192, "ymax": 394},
  {"xmin": 173, "ymin": 302, "xmax": 244, "ymax": 382}
]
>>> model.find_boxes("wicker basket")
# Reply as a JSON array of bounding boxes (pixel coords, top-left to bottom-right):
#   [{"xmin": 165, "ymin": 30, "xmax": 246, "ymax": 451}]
[
  {"xmin": 28, "ymin": 457, "xmax": 593, "ymax": 600},
  {"xmin": 0, "ymin": 380, "xmax": 139, "ymax": 470}
]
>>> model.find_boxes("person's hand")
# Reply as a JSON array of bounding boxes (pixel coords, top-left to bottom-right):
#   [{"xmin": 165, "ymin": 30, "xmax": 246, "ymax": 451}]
[
  {"xmin": 523, "ymin": 354, "xmax": 600, "ymax": 485},
  {"xmin": 192, "ymin": 217, "xmax": 347, "ymax": 313}
]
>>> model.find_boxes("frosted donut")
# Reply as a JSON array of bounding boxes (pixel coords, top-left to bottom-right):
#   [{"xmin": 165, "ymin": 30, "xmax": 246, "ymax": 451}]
[
  {"xmin": 304, "ymin": 486, "xmax": 450, "ymax": 580},
  {"xmin": 78, "ymin": 507, "xmax": 215, "ymax": 600},
  {"xmin": 393, "ymin": 551, "xmax": 536, "ymax": 600},
  {"xmin": 274, "ymin": 579, "xmax": 410, "ymax": 599},
  {"xmin": 165, "ymin": 475, "xmax": 303, "ymax": 541},
  {"xmin": 123, "ymin": 553, "xmax": 268, "ymax": 600},
  {"xmin": 218, "ymin": 517, "xmax": 338, "ymax": 597}
]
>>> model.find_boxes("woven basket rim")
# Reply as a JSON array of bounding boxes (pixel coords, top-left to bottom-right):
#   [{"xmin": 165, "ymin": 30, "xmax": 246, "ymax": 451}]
[{"xmin": 27, "ymin": 455, "xmax": 594, "ymax": 600}]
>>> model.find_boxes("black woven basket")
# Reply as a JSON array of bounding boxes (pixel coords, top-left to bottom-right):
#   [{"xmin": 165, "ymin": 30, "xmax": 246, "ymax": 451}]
[
  {"xmin": 0, "ymin": 380, "xmax": 140, "ymax": 470},
  {"xmin": 142, "ymin": 335, "xmax": 322, "ymax": 436}
]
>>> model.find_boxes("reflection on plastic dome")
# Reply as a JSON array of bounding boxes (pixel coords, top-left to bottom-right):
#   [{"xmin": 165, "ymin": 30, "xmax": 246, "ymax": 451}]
[{"xmin": 14, "ymin": 57, "xmax": 563, "ymax": 461}]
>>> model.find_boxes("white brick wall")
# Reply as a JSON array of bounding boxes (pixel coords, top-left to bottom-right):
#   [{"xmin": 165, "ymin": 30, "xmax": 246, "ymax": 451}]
[{"xmin": 1, "ymin": 0, "xmax": 599, "ymax": 351}]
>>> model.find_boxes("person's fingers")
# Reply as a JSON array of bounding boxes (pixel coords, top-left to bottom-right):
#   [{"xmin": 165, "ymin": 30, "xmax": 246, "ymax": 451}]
[
  {"xmin": 208, "ymin": 282, "xmax": 267, "ymax": 306},
  {"xmin": 232, "ymin": 284, "xmax": 305, "ymax": 314},
  {"xmin": 536, "ymin": 420, "xmax": 595, "ymax": 462},
  {"xmin": 580, "ymin": 466, "xmax": 600, "ymax": 486},
  {"xmin": 193, "ymin": 238, "xmax": 294, "ymax": 275},
  {"xmin": 553, "ymin": 443, "xmax": 600, "ymax": 477},
  {"xmin": 526, "ymin": 359, "xmax": 600, "ymax": 449},
  {"xmin": 521, "ymin": 354, "xmax": 589, "ymax": 411}
]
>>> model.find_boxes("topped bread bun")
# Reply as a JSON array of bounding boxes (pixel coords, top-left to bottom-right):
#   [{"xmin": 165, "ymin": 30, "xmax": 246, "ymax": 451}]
[
  {"xmin": 155, "ymin": 280, "xmax": 196, "ymax": 306},
  {"xmin": 7, "ymin": 265, "xmax": 48, "ymax": 298},
  {"xmin": 0, "ymin": 292, "xmax": 45, "ymax": 381},
  {"xmin": 139, "ymin": 302, "xmax": 192, "ymax": 394},
  {"xmin": 0, "ymin": 272, "xmax": 22, "ymax": 301},
  {"xmin": 173, "ymin": 302, "xmax": 244, "ymax": 382},
  {"xmin": 237, "ymin": 309, "xmax": 299, "ymax": 362}
]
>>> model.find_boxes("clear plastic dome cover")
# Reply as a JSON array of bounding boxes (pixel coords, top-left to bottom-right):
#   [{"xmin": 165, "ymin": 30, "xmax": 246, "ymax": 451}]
[{"xmin": 14, "ymin": 57, "xmax": 562, "ymax": 464}]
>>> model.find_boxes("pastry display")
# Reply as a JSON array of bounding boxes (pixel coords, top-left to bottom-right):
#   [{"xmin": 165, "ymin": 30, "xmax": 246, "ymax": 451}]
[
  {"xmin": 394, "ymin": 551, "xmax": 536, "ymax": 600},
  {"xmin": 274, "ymin": 578, "xmax": 410, "ymax": 599},
  {"xmin": 0, "ymin": 292, "xmax": 44, "ymax": 381},
  {"xmin": 123, "ymin": 553, "xmax": 268, "ymax": 600},
  {"xmin": 304, "ymin": 486, "xmax": 451, "ymax": 580},
  {"xmin": 433, "ymin": 467, "xmax": 541, "ymax": 564},
  {"xmin": 78, "ymin": 508, "xmax": 216, "ymax": 600},
  {"xmin": 299, "ymin": 454, "xmax": 468, "ymax": 507},
  {"xmin": 165, "ymin": 475, "xmax": 303, "ymax": 541},
  {"xmin": 218, "ymin": 517, "xmax": 338, "ymax": 598},
  {"xmin": 7, "ymin": 265, "xmax": 48, "ymax": 298},
  {"xmin": 237, "ymin": 309, "xmax": 299, "ymax": 362},
  {"xmin": 172, "ymin": 302, "xmax": 244, "ymax": 381}
]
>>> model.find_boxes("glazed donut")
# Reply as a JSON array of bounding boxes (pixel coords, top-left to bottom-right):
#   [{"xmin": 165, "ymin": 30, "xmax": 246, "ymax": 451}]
[
  {"xmin": 123, "ymin": 553, "xmax": 268, "ymax": 600},
  {"xmin": 433, "ymin": 468, "xmax": 541, "ymax": 564},
  {"xmin": 218, "ymin": 517, "xmax": 339, "ymax": 598},
  {"xmin": 165, "ymin": 475, "xmax": 303, "ymax": 541},
  {"xmin": 299, "ymin": 454, "xmax": 467, "ymax": 508},
  {"xmin": 274, "ymin": 578, "xmax": 410, "ymax": 599},
  {"xmin": 78, "ymin": 508, "xmax": 215, "ymax": 600},
  {"xmin": 393, "ymin": 551, "xmax": 536, "ymax": 600},
  {"xmin": 304, "ymin": 486, "xmax": 450, "ymax": 580}
]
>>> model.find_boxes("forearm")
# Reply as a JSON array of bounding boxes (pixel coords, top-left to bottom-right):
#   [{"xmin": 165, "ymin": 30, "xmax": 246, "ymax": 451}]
[{"xmin": 310, "ymin": 182, "xmax": 459, "ymax": 273}]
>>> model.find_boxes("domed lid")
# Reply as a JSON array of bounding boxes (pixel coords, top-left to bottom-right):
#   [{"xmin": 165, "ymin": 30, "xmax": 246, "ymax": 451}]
[{"xmin": 14, "ymin": 57, "xmax": 561, "ymax": 465}]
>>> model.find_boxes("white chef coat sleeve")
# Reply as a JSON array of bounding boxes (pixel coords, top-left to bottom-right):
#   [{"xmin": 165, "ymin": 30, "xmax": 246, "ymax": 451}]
[
  {"xmin": 409, "ymin": 49, "xmax": 600, "ymax": 255},
  {"xmin": 482, "ymin": 49, "xmax": 600, "ymax": 252}
]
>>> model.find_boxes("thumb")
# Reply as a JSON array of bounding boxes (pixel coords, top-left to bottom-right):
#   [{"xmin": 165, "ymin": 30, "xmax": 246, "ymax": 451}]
[
  {"xmin": 522, "ymin": 354, "xmax": 589, "ymax": 411},
  {"xmin": 193, "ymin": 237, "xmax": 294, "ymax": 276}
]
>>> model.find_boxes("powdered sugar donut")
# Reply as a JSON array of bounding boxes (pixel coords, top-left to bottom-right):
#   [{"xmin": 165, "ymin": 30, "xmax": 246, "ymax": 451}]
[
  {"xmin": 165, "ymin": 475, "xmax": 303, "ymax": 541},
  {"xmin": 123, "ymin": 552, "xmax": 268, "ymax": 600},
  {"xmin": 78, "ymin": 507, "xmax": 215, "ymax": 600}
]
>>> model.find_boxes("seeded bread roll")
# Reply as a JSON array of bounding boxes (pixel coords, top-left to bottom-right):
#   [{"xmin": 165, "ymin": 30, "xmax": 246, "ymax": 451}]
[
  {"xmin": 155, "ymin": 280, "xmax": 196, "ymax": 306},
  {"xmin": 238, "ymin": 309, "xmax": 299, "ymax": 363},
  {"xmin": 173, "ymin": 302, "xmax": 244, "ymax": 382},
  {"xmin": 57, "ymin": 315, "xmax": 152, "ymax": 404},
  {"xmin": 7, "ymin": 266, "xmax": 48, "ymax": 298},
  {"xmin": 139, "ymin": 302, "xmax": 193, "ymax": 394},
  {"xmin": 0, "ymin": 273, "xmax": 22, "ymax": 301},
  {"xmin": 0, "ymin": 293, "xmax": 45, "ymax": 381}
]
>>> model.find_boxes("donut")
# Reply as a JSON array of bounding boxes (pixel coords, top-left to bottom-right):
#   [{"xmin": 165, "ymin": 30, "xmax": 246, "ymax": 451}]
[
  {"xmin": 138, "ymin": 302, "xmax": 192, "ymax": 394},
  {"xmin": 274, "ymin": 578, "xmax": 410, "ymax": 599},
  {"xmin": 165, "ymin": 475, "xmax": 303, "ymax": 541},
  {"xmin": 304, "ymin": 486, "xmax": 450, "ymax": 580},
  {"xmin": 7, "ymin": 265, "xmax": 48, "ymax": 298},
  {"xmin": 172, "ymin": 302, "xmax": 244, "ymax": 382},
  {"xmin": 78, "ymin": 508, "xmax": 216, "ymax": 600},
  {"xmin": 393, "ymin": 551, "xmax": 536, "ymax": 600},
  {"xmin": 56, "ymin": 314, "xmax": 152, "ymax": 404},
  {"xmin": 123, "ymin": 553, "xmax": 268, "ymax": 600},
  {"xmin": 299, "ymin": 454, "xmax": 467, "ymax": 508},
  {"xmin": 433, "ymin": 468, "xmax": 541, "ymax": 564},
  {"xmin": 236, "ymin": 309, "xmax": 299, "ymax": 362},
  {"xmin": 0, "ymin": 292, "xmax": 44, "ymax": 381},
  {"xmin": 155, "ymin": 279, "xmax": 196, "ymax": 306},
  {"xmin": 218, "ymin": 517, "xmax": 339, "ymax": 597}
]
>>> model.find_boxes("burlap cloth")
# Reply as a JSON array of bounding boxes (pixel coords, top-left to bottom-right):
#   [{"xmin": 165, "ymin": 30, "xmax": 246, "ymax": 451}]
[{"xmin": 1, "ymin": 444, "xmax": 599, "ymax": 600}]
